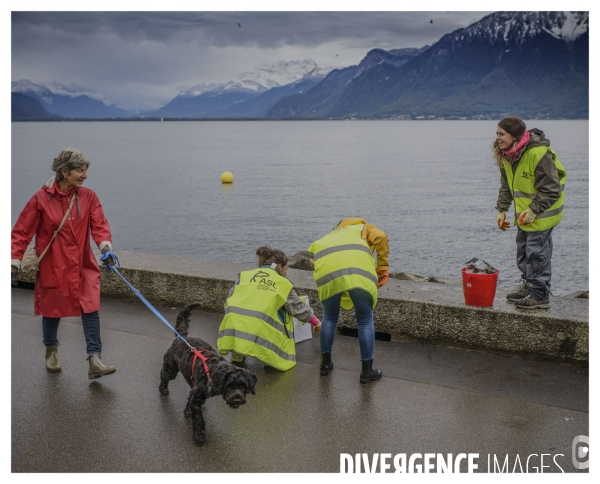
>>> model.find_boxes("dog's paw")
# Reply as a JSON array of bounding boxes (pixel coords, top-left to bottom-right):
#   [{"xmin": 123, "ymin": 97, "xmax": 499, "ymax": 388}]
[
  {"xmin": 158, "ymin": 387, "xmax": 169, "ymax": 395},
  {"xmin": 183, "ymin": 408, "xmax": 191, "ymax": 418},
  {"xmin": 193, "ymin": 433, "xmax": 206, "ymax": 445}
]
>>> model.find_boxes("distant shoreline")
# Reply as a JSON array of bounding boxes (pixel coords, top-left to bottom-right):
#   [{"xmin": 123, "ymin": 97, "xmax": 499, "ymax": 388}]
[{"xmin": 11, "ymin": 117, "xmax": 590, "ymax": 122}]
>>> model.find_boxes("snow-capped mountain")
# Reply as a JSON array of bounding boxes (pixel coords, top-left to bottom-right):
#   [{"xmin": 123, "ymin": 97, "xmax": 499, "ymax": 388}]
[
  {"xmin": 179, "ymin": 59, "xmax": 328, "ymax": 97},
  {"xmin": 13, "ymin": 79, "xmax": 112, "ymax": 105},
  {"xmin": 240, "ymin": 59, "xmax": 329, "ymax": 88},
  {"xmin": 267, "ymin": 11, "xmax": 589, "ymax": 119},
  {"xmin": 151, "ymin": 59, "xmax": 331, "ymax": 118},
  {"xmin": 11, "ymin": 79, "xmax": 54, "ymax": 104},
  {"xmin": 206, "ymin": 67, "xmax": 329, "ymax": 118},
  {"xmin": 457, "ymin": 11, "xmax": 588, "ymax": 44},
  {"xmin": 11, "ymin": 79, "xmax": 131, "ymax": 118},
  {"xmin": 180, "ymin": 79, "xmax": 268, "ymax": 98}
]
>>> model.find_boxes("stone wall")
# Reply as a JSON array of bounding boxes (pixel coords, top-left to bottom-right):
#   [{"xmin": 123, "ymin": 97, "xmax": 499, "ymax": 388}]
[{"xmin": 17, "ymin": 250, "xmax": 589, "ymax": 363}]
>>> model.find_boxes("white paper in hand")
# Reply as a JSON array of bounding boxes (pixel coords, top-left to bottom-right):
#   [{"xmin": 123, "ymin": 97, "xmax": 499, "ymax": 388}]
[{"xmin": 293, "ymin": 296, "xmax": 313, "ymax": 343}]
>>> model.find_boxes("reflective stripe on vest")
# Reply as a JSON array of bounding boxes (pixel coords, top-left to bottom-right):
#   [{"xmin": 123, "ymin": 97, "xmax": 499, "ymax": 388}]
[
  {"xmin": 315, "ymin": 267, "xmax": 378, "ymax": 288},
  {"xmin": 216, "ymin": 268, "xmax": 297, "ymax": 371},
  {"xmin": 313, "ymin": 244, "xmax": 373, "ymax": 260},
  {"xmin": 308, "ymin": 224, "xmax": 378, "ymax": 309},
  {"xmin": 513, "ymin": 184, "xmax": 565, "ymax": 200},
  {"xmin": 224, "ymin": 305, "xmax": 294, "ymax": 340},
  {"xmin": 504, "ymin": 146, "xmax": 566, "ymax": 232},
  {"xmin": 217, "ymin": 328, "xmax": 296, "ymax": 362}
]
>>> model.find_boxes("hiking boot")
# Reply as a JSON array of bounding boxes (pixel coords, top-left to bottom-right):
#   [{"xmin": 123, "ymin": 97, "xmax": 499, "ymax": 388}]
[
  {"xmin": 320, "ymin": 353, "xmax": 334, "ymax": 376},
  {"xmin": 359, "ymin": 359, "xmax": 382, "ymax": 384},
  {"xmin": 88, "ymin": 354, "xmax": 116, "ymax": 379},
  {"xmin": 514, "ymin": 295, "xmax": 551, "ymax": 309},
  {"xmin": 45, "ymin": 345, "xmax": 61, "ymax": 372},
  {"xmin": 231, "ymin": 352, "xmax": 246, "ymax": 363},
  {"xmin": 507, "ymin": 280, "xmax": 532, "ymax": 302}
]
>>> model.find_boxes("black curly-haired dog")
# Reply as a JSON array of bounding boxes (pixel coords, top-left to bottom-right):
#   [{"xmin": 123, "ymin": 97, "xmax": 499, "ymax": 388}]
[{"xmin": 159, "ymin": 302, "xmax": 258, "ymax": 444}]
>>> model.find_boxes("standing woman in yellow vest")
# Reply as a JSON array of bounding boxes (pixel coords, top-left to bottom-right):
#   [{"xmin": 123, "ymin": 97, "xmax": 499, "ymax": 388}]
[
  {"xmin": 217, "ymin": 246, "xmax": 321, "ymax": 371},
  {"xmin": 494, "ymin": 116, "xmax": 566, "ymax": 309},
  {"xmin": 308, "ymin": 218, "xmax": 389, "ymax": 383}
]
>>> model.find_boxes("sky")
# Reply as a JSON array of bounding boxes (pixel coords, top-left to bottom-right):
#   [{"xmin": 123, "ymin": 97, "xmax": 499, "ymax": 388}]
[{"xmin": 11, "ymin": 10, "xmax": 496, "ymax": 112}]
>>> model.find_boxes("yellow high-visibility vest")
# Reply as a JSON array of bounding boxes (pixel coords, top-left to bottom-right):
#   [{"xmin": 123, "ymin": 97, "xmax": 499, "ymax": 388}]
[
  {"xmin": 217, "ymin": 268, "xmax": 297, "ymax": 371},
  {"xmin": 504, "ymin": 147, "xmax": 566, "ymax": 231},
  {"xmin": 308, "ymin": 223, "xmax": 378, "ymax": 310}
]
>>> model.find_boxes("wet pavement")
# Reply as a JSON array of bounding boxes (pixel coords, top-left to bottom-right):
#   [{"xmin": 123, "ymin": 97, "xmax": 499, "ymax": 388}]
[{"xmin": 11, "ymin": 287, "xmax": 589, "ymax": 473}]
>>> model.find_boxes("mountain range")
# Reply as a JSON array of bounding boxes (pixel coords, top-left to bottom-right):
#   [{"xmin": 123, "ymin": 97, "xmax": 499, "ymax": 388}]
[
  {"xmin": 11, "ymin": 11, "xmax": 589, "ymax": 121},
  {"xmin": 266, "ymin": 11, "xmax": 588, "ymax": 119},
  {"xmin": 11, "ymin": 79, "xmax": 131, "ymax": 119}
]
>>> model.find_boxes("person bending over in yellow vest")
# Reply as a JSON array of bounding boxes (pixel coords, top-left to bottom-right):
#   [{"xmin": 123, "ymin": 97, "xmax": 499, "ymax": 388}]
[
  {"xmin": 217, "ymin": 246, "xmax": 321, "ymax": 371},
  {"xmin": 308, "ymin": 218, "xmax": 389, "ymax": 384}
]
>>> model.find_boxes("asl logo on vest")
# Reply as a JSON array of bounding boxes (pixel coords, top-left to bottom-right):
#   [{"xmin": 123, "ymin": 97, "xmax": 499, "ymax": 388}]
[
  {"xmin": 250, "ymin": 271, "xmax": 277, "ymax": 291},
  {"xmin": 521, "ymin": 171, "xmax": 531, "ymax": 179}
]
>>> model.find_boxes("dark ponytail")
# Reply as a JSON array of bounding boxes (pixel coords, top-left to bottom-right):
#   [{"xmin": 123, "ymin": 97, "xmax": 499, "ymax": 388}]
[{"xmin": 256, "ymin": 246, "xmax": 288, "ymax": 267}]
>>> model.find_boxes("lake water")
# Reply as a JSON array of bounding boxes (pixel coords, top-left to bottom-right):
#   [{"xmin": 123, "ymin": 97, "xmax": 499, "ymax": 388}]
[{"xmin": 11, "ymin": 120, "xmax": 589, "ymax": 296}]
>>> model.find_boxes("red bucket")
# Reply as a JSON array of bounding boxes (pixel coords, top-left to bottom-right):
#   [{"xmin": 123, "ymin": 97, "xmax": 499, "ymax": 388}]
[{"xmin": 461, "ymin": 268, "xmax": 499, "ymax": 307}]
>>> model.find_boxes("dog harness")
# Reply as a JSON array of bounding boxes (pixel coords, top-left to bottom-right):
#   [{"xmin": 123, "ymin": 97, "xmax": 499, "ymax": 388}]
[
  {"xmin": 106, "ymin": 266, "xmax": 214, "ymax": 386},
  {"xmin": 191, "ymin": 348, "xmax": 211, "ymax": 383}
]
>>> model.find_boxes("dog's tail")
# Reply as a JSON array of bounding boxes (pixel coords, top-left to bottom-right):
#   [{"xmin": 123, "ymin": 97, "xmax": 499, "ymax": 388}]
[{"xmin": 175, "ymin": 302, "xmax": 202, "ymax": 337}]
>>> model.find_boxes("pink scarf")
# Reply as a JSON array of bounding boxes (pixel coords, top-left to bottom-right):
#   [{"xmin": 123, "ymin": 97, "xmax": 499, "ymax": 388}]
[{"xmin": 502, "ymin": 130, "xmax": 531, "ymax": 162}]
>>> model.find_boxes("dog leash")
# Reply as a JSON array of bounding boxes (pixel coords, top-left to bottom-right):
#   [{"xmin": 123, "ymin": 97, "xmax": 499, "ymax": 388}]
[{"xmin": 107, "ymin": 265, "xmax": 211, "ymax": 381}]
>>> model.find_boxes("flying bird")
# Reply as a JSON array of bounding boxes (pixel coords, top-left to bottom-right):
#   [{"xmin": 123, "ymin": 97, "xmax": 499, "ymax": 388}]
[
  {"xmin": 430, "ymin": 19, "xmax": 433, "ymax": 24},
  {"xmin": 238, "ymin": 23, "xmax": 241, "ymax": 27},
  {"xmin": 335, "ymin": 54, "xmax": 339, "ymax": 57}
]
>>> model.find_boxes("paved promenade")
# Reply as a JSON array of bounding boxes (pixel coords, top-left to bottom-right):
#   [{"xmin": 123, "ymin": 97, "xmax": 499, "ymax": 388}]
[{"xmin": 11, "ymin": 287, "xmax": 588, "ymax": 473}]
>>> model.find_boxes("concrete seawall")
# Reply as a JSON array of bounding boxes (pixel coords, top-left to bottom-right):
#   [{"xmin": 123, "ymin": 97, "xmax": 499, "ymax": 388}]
[{"xmin": 17, "ymin": 250, "xmax": 589, "ymax": 363}]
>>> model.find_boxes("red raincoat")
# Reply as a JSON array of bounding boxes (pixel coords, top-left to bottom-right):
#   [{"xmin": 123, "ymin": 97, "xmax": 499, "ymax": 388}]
[{"xmin": 11, "ymin": 180, "xmax": 112, "ymax": 317}]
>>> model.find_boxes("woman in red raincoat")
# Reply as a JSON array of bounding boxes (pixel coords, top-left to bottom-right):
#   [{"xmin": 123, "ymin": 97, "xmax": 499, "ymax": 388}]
[{"xmin": 11, "ymin": 148, "xmax": 118, "ymax": 379}]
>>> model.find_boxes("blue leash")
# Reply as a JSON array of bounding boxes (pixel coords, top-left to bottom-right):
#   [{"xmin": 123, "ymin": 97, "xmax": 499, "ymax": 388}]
[
  {"xmin": 104, "ymin": 258, "xmax": 213, "ymax": 385},
  {"xmin": 104, "ymin": 261, "xmax": 193, "ymax": 349}
]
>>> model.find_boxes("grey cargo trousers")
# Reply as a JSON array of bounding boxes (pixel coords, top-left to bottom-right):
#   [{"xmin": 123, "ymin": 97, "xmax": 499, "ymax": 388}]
[{"xmin": 516, "ymin": 226, "xmax": 554, "ymax": 300}]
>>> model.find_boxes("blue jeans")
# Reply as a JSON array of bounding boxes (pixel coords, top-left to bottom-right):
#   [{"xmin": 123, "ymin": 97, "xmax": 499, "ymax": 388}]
[
  {"xmin": 320, "ymin": 288, "xmax": 375, "ymax": 361},
  {"xmin": 42, "ymin": 311, "xmax": 102, "ymax": 356}
]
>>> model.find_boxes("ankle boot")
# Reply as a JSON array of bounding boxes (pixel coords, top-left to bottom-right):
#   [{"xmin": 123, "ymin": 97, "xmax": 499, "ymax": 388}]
[
  {"xmin": 320, "ymin": 352, "xmax": 334, "ymax": 376},
  {"xmin": 360, "ymin": 359, "xmax": 382, "ymax": 384},
  {"xmin": 88, "ymin": 354, "xmax": 116, "ymax": 380},
  {"xmin": 45, "ymin": 345, "xmax": 61, "ymax": 372}
]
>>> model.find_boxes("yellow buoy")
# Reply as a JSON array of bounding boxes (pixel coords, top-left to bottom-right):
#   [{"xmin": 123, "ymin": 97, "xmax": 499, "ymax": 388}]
[{"xmin": 220, "ymin": 171, "xmax": 234, "ymax": 183}]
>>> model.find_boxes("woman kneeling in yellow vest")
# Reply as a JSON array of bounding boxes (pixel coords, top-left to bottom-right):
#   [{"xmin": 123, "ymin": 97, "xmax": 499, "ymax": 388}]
[
  {"xmin": 217, "ymin": 246, "xmax": 321, "ymax": 371},
  {"xmin": 308, "ymin": 218, "xmax": 389, "ymax": 384}
]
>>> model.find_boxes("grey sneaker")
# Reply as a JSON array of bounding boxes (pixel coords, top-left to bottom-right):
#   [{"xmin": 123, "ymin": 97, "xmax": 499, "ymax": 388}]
[
  {"xmin": 507, "ymin": 280, "xmax": 532, "ymax": 301},
  {"xmin": 514, "ymin": 295, "xmax": 550, "ymax": 309}
]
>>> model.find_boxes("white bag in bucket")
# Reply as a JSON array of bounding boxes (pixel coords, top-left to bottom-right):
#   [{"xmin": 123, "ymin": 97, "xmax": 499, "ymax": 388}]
[{"xmin": 293, "ymin": 296, "xmax": 313, "ymax": 343}]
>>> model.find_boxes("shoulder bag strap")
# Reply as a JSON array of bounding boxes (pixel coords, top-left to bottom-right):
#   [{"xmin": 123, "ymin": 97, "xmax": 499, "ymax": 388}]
[{"xmin": 37, "ymin": 192, "xmax": 77, "ymax": 263}]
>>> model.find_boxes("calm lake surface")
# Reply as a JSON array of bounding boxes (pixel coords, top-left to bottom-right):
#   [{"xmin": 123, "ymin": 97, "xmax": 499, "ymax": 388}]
[{"xmin": 11, "ymin": 120, "xmax": 589, "ymax": 296}]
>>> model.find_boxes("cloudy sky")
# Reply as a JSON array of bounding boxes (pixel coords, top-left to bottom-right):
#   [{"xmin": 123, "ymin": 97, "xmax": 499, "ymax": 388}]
[{"xmin": 11, "ymin": 9, "xmax": 498, "ymax": 112}]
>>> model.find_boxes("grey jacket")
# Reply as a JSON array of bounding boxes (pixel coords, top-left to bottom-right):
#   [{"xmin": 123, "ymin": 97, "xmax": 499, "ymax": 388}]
[{"xmin": 495, "ymin": 128, "xmax": 562, "ymax": 214}]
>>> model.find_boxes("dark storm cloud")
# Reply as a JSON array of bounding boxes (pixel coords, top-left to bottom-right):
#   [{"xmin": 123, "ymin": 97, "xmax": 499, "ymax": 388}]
[
  {"xmin": 12, "ymin": 11, "xmax": 490, "ymax": 49},
  {"xmin": 11, "ymin": 11, "xmax": 493, "ymax": 111}
]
